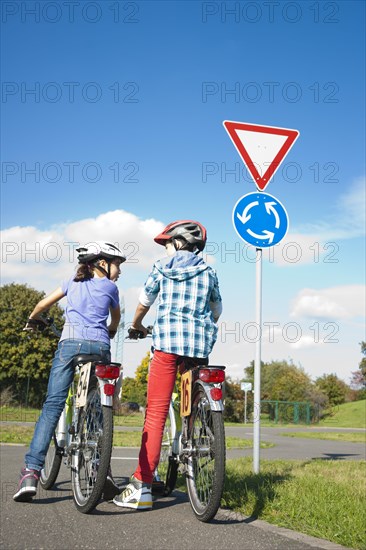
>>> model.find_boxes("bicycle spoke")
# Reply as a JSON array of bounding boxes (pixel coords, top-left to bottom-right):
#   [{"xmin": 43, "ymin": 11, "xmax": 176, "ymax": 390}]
[
  {"xmin": 186, "ymin": 388, "xmax": 225, "ymax": 522},
  {"xmin": 71, "ymin": 382, "xmax": 113, "ymax": 513}
]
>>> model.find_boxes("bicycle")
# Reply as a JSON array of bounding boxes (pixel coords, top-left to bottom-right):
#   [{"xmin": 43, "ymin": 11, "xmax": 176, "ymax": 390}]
[
  {"xmin": 34, "ymin": 317, "xmax": 122, "ymax": 514},
  {"xmin": 128, "ymin": 327, "xmax": 226, "ymax": 523}
]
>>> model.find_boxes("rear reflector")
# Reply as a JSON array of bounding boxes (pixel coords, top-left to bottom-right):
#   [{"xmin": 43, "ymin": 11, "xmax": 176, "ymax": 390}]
[
  {"xmin": 104, "ymin": 383, "xmax": 115, "ymax": 396},
  {"xmin": 210, "ymin": 388, "xmax": 222, "ymax": 401},
  {"xmin": 199, "ymin": 369, "xmax": 225, "ymax": 383},
  {"xmin": 96, "ymin": 365, "xmax": 120, "ymax": 379}
]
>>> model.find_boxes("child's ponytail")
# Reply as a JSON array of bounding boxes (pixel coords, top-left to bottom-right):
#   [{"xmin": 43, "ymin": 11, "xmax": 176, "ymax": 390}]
[{"xmin": 73, "ymin": 263, "xmax": 94, "ymax": 282}]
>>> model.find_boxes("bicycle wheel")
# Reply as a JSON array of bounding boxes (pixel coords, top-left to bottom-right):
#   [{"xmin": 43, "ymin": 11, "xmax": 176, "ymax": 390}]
[
  {"xmin": 186, "ymin": 387, "xmax": 226, "ymax": 522},
  {"xmin": 154, "ymin": 404, "xmax": 178, "ymax": 497},
  {"xmin": 71, "ymin": 381, "xmax": 113, "ymax": 514},
  {"xmin": 40, "ymin": 431, "xmax": 62, "ymax": 490}
]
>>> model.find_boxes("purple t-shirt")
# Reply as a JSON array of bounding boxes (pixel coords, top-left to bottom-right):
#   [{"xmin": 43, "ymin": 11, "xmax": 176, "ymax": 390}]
[{"xmin": 60, "ymin": 276, "xmax": 119, "ymax": 345}]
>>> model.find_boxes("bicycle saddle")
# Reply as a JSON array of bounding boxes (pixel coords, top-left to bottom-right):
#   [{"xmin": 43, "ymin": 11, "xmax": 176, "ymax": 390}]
[{"xmin": 72, "ymin": 354, "xmax": 103, "ymax": 367}]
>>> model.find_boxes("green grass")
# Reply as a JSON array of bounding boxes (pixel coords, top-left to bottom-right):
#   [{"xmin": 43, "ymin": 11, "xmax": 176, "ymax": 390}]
[
  {"xmin": 0, "ymin": 424, "xmax": 274, "ymax": 451},
  {"xmin": 226, "ymin": 436, "xmax": 274, "ymax": 449},
  {"xmin": 282, "ymin": 432, "xmax": 366, "ymax": 443},
  {"xmin": 0, "ymin": 425, "xmax": 145, "ymax": 447},
  {"xmin": 222, "ymin": 457, "xmax": 366, "ymax": 550},
  {"xmin": 114, "ymin": 412, "xmax": 144, "ymax": 427},
  {"xmin": 0, "ymin": 425, "xmax": 34, "ymax": 445},
  {"xmin": 319, "ymin": 400, "xmax": 366, "ymax": 429},
  {"xmin": 113, "ymin": 430, "xmax": 142, "ymax": 446},
  {"xmin": 0, "ymin": 406, "xmax": 41, "ymax": 423},
  {"xmin": 0, "ymin": 406, "xmax": 146, "ymax": 426}
]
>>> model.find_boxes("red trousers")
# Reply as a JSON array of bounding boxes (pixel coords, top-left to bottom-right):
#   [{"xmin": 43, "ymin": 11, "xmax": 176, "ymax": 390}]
[{"xmin": 134, "ymin": 350, "xmax": 179, "ymax": 484}]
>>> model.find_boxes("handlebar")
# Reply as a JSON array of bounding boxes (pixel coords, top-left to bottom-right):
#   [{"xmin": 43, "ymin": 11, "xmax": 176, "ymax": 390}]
[
  {"xmin": 127, "ymin": 325, "xmax": 153, "ymax": 340},
  {"xmin": 23, "ymin": 315, "xmax": 61, "ymax": 338}
]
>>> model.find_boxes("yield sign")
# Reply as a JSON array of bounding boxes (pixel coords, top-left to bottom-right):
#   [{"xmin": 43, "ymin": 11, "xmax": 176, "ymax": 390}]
[{"xmin": 223, "ymin": 121, "xmax": 300, "ymax": 191}]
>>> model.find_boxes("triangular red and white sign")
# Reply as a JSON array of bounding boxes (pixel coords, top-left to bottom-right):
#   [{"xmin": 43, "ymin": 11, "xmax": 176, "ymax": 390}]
[{"xmin": 223, "ymin": 121, "xmax": 299, "ymax": 190}]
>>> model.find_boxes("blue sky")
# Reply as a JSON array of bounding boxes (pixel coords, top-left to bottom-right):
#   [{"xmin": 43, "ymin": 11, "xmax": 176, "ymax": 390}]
[{"xmin": 1, "ymin": 0, "xmax": 365, "ymax": 382}]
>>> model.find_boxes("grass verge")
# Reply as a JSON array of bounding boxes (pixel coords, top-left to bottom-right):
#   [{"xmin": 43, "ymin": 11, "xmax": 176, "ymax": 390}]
[
  {"xmin": 226, "ymin": 437, "xmax": 274, "ymax": 449},
  {"xmin": 319, "ymin": 400, "xmax": 366, "ymax": 429},
  {"xmin": 282, "ymin": 432, "xmax": 366, "ymax": 443},
  {"xmin": 0, "ymin": 406, "xmax": 145, "ymax": 427},
  {"xmin": 114, "ymin": 413, "xmax": 144, "ymax": 427},
  {"xmin": 0, "ymin": 425, "xmax": 274, "ymax": 450},
  {"xmin": 0, "ymin": 406, "xmax": 41, "ymax": 423},
  {"xmin": 0, "ymin": 425, "xmax": 34, "ymax": 445},
  {"xmin": 222, "ymin": 457, "xmax": 366, "ymax": 550}
]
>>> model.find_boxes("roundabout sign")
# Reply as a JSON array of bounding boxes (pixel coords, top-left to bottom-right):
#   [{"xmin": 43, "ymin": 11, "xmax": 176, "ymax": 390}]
[{"xmin": 232, "ymin": 191, "xmax": 289, "ymax": 248}]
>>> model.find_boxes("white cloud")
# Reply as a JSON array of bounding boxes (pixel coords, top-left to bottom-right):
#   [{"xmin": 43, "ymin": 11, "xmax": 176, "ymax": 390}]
[
  {"xmin": 290, "ymin": 285, "xmax": 365, "ymax": 320},
  {"xmin": 289, "ymin": 335, "xmax": 322, "ymax": 350},
  {"xmin": 0, "ymin": 209, "xmax": 217, "ymax": 296},
  {"xmin": 0, "ymin": 210, "xmax": 165, "ymax": 292}
]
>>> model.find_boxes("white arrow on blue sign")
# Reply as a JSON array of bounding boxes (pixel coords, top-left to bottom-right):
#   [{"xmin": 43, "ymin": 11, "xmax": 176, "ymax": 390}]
[{"xmin": 233, "ymin": 192, "xmax": 289, "ymax": 248}]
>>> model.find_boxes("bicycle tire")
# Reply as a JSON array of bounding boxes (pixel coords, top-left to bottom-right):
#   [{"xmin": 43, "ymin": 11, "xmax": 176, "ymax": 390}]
[
  {"xmin": 71, "ymin": 380, "xmax": 113, "ymax": 514},
  {"xmin": 186, "ymin": 387, "xmax": 226, "ymax": 522},
  {"xmin": 154, "ymin": 404, "xmax": 178, "ymax": 497},
  {"xmin": 40, "ymin": 431, "xmax": 62, "ymax": 490}
]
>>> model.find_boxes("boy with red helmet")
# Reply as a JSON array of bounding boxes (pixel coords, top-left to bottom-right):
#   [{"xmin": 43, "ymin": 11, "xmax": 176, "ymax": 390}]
[{"xmin": 113, "ymin": 220, "xmax": 222, "ymax": 510}]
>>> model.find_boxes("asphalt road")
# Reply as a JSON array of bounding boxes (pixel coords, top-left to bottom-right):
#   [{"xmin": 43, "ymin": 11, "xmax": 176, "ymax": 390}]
[{"xmin": 1, "ymin": 437, "xmax": 359, "ymax": 550}]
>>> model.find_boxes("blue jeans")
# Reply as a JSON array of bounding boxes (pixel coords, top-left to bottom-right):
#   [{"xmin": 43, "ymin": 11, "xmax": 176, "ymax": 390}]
[{"xmin": 25, "ymin": 339, "xmax": 111, "ymax": 471}]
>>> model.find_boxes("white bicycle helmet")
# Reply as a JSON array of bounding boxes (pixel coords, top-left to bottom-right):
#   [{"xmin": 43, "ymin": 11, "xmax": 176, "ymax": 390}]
[{"xmin": 76, "ymin": 242, "xmax": 126, "ymax": 264}]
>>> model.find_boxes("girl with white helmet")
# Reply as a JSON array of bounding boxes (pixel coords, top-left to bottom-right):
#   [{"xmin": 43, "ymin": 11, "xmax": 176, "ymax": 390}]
[{"xmin": 14, "ymin": 241, "xmax": 126, "ymax": 502}]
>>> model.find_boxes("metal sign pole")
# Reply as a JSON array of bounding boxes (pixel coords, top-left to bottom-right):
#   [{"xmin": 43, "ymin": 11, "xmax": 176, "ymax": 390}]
[
  {"xmin": 244, "ymin": 391, "xmax": 247, "ymax": 424},
  {"xmin": 253, "ymin": 247, "xmax": 262, "ymax": 474}
]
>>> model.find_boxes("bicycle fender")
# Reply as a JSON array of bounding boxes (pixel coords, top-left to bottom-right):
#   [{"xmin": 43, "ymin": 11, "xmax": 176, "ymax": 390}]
[
  {"xmin": 195, "ymin": 380, "xmax": 224, "ymax": 412},
  {"xmin": 97, "ymin": 379, "xmax": 113, "ymax": 407}
]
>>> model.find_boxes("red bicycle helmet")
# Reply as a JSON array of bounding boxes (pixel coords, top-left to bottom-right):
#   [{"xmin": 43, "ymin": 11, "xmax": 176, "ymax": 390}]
[{"xmin": 154, "ymin": 220, "xmax": 207, "ymax": 252}]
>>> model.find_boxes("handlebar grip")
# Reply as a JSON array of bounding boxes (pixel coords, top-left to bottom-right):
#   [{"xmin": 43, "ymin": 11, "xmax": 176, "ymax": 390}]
[
  {"xmin": 23, "ymin": 318, "xmax": 48, "ymax": 332},
  {"xmin": 127, "ymin": 326, "xmax": 153, "ymax": 339}
]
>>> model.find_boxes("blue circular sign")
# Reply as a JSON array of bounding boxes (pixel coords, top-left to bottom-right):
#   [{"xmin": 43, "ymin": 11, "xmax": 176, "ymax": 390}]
[{"xmin": 232, "ymin": 192, "xmax": 289, "ymax": 248}]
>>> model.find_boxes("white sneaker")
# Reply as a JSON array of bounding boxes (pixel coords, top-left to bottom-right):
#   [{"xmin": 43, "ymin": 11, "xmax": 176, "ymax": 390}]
[{"xmin": 113, "ymin": 475, "xmax": 152, "ymax": 510}]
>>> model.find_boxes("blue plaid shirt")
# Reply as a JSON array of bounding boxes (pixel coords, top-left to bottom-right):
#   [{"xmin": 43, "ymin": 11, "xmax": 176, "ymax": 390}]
[{"xmin": 139, "ymin": 251, "xmax": 222, "ymax": 358}]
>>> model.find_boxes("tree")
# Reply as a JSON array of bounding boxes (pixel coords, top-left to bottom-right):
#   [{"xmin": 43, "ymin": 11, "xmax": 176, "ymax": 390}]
[
  {"xmin": 244, "ymin": 360, "xmax": 326, "ymax": 422},
  {"xmin": 223, "ymin": 378, "xmax": 253, "ymax": 422},
  {"xmin": 349, "ymin": 342, "xmax": 366, "ymax": 400},
  {"xmin": 120, "ymin": 377, "xmax": 147, "ymax": 406},
  {"xmin": 121, "ymin": 352, "xmax": 150, "ymax": 407},
  {"xmin": 0, "ymin": 283, "xmax": 65, "ymax": 406},
  {"xmin": 360, "ymin": 341, "xmax": 366, "ymax": 380},
  {"xmin": 244, "ymin": 360, "xmax": 313, "ymax": 402},
  {"xmin": 135, "ymin": 352, "xmax": 150, "ymax": 385},
  {"xmin": 315, "ymin": 373, "xmax": 348, "ymax": 406}
]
